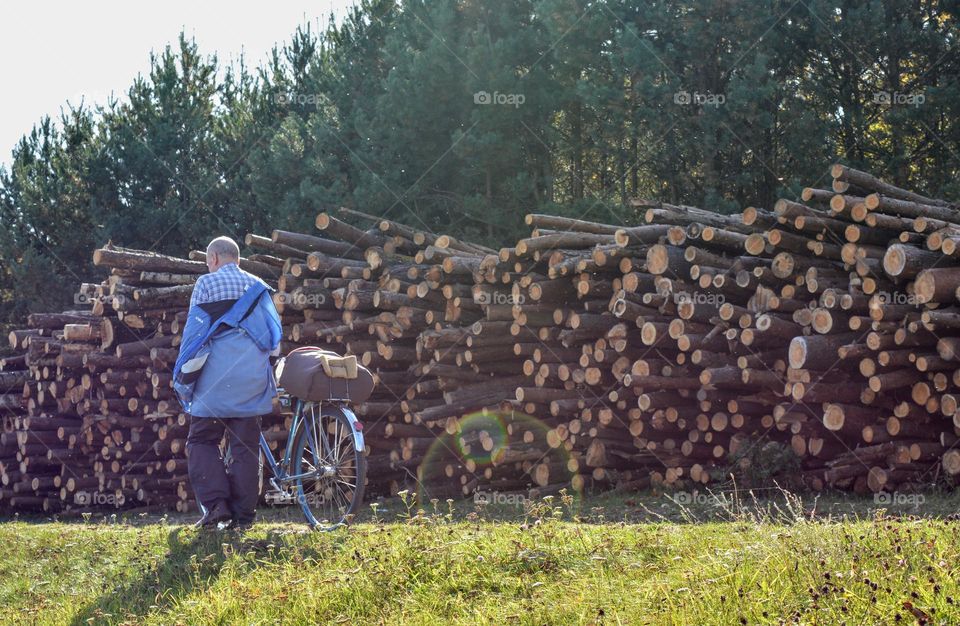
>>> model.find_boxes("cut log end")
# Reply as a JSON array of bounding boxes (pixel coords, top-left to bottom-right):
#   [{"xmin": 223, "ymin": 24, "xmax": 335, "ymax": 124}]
[
  {"xmin": 944, "ymin": 450, "xmax": 960, "ymax": 476},
  {"xmin": 788, "ymin": 337, "xmax": 808, "ymax": 369},
  {"xmin": 882, "ymin": 245, "xmax": 906, "ymax": 277}
]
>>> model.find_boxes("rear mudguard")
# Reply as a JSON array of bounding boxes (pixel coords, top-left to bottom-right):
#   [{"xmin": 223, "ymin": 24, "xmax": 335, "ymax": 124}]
[{"xmin": 338, "ymin": 405, "xmax": 365, "ymax": 452}]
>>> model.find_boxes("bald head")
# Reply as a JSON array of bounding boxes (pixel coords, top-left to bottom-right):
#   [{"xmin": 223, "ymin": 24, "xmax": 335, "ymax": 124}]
[{"xmin": 206, "ymin": 236, "xmax": 240, "ymax": 272}]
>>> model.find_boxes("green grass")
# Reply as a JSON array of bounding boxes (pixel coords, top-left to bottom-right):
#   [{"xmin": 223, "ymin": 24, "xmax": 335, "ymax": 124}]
[{"xmin": 2, "ymin": 489, "xmax": 960, "ymax": 624}]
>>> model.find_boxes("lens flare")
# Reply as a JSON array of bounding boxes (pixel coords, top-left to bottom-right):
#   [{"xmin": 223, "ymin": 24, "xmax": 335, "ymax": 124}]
[{"xmin": 414, "ymin": 408, "xmax": 582, "ymax": 503}]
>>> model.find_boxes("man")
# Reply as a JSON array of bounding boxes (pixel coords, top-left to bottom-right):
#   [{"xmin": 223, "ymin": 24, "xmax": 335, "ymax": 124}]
[{"xmin": 173, "ymin": 236, "xmax": 282, "ymax": 530}]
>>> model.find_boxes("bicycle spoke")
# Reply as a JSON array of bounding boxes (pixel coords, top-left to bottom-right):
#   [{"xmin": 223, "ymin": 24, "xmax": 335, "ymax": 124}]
[
  {"xmin": 308, "ymin": 406, "xmax": 325, "ymax": 466},
  {"xmin": 334, "ymin": 419, "xmax": 345, "ymax": 458}
]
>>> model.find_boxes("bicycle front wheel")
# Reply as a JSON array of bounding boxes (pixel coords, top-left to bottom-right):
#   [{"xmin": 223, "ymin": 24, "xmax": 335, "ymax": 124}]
[{"xmin": 292, "ymin": 402, "xmax": 366, "ymax": 530}]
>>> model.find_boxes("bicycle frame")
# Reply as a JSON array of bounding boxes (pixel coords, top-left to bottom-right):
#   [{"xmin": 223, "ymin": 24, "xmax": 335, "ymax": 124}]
[{"xmin": 259, "ymin": 398, "xmax": 365, "ymax": 487}]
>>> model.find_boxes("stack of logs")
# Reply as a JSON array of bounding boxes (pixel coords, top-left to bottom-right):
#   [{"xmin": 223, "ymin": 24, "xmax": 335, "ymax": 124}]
[{"xmin": 3, "ymin": 163, "xmax": 960, "ymax": 515}]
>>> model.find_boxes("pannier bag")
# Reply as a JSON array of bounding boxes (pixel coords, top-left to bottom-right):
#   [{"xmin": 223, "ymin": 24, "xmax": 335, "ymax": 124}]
[{"xmin": 276, "ymin": 346, "xmax": 375, "ymax": 404}]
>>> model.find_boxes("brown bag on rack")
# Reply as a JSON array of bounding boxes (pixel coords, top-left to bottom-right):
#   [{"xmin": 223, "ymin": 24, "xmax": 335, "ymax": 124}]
[{"xmin": 277, "ymin": 347, "xmax": 375, "ymax": 404}]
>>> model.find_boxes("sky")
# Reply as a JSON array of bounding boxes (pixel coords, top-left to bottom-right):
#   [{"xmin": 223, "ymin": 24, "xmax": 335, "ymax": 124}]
[{"xmin": 0, "ymin": 1, "xmax": 355, "ymax": 168}]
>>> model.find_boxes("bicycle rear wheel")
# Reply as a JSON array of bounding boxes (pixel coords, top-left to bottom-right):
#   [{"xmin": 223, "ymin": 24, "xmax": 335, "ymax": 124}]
[{"xmin": 292, "ymin": 402, "xmax": 365, "ymax": 530}]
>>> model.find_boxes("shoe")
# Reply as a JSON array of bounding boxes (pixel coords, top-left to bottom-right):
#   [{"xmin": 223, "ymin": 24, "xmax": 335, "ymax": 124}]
[
  {"xmin": 193, "ymin": 501, "xmax": 232, "ymax": 529},
  {"xmin": 225, "ymin": 519, "xmax": 254, "ymax": 532}
]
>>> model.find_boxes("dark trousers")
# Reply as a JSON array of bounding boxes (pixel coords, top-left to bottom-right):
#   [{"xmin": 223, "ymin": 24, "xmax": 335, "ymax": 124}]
[{"xmin": 186, "ymin": 416, "xmax": 261, "ymax": 524}]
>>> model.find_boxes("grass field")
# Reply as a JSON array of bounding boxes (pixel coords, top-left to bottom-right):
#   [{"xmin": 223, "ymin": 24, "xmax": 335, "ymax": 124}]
[{"xmin": 1, "ymin": 488, "xmax": 959, "ymax": 625}]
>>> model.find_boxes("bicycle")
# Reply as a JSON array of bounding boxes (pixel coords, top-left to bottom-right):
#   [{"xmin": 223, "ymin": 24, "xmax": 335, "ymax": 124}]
[{"xmin": 259, "ymin": 390, "xmax": 367, "ymax": 530}]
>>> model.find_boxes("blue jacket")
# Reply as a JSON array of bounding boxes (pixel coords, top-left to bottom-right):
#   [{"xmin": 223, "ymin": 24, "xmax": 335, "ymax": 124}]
[{"xmin": 173, "ymin": 283, "xmax": 283, "ymax": 417}]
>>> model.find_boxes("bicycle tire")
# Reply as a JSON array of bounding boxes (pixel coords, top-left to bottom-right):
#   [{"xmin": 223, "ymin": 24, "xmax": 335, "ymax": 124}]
[{"xmin": 291, "ymin": 402, "xmax": 366, "ymax": 530}]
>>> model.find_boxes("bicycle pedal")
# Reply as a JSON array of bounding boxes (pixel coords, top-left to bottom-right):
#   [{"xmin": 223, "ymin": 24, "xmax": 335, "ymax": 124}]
[{"xmin": 265, "ymin": 491, "xmax": 297, "ymax": 505}]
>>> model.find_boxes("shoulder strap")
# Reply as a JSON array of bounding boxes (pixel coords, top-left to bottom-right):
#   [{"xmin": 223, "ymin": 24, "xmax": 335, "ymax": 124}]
[{"xmin": 219, "ymin": 283, "xmax": 269, "ymax": 326}]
